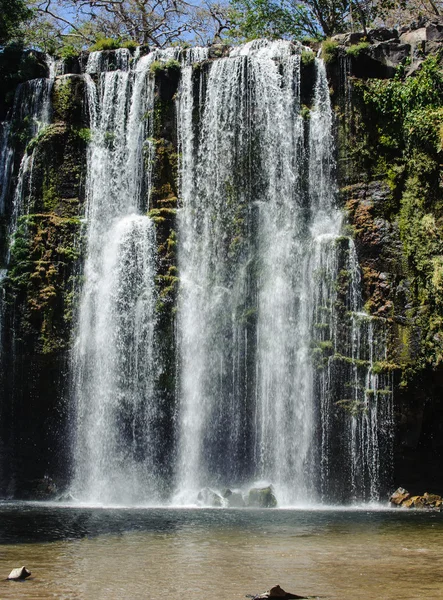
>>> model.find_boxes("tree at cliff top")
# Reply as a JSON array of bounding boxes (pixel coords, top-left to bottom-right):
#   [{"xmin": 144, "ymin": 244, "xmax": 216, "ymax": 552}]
[
  {"xmin": 0, "ymin": 0, "xmax": 33, "ymax": 44},
  {"xmin": 380, "ymin": 0, "xmax": 442, "ymax": 28},
  {"xmin": 229, "ymin": 0, "xmax": 349, "ymax": 38},
  {"xmin": 24, "ymin": 0, "xmax": 231, "ymax": 51},
  {"xmin": 228, "ymin": 0, "xmax": 443, "ymax": 39}
]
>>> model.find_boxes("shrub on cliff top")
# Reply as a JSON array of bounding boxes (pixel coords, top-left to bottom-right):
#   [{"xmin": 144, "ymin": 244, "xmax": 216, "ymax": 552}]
[{"xmin": 89, "ymin": 37, "xmax": 121, "ymax": 52}]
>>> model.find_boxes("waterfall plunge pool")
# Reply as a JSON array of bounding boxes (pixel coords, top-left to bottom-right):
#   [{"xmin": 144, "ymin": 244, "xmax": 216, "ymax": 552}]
[{"xmin": 0, "ymin": 504, "xmax": 441, "ymax": 599}]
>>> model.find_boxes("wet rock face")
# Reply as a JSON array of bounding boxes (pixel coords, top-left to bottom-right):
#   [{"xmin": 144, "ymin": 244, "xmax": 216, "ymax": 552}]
[
  {"xmin": 331, "ymin": 29, "xmax": 443, "ymax": 496},
  {"xmin": 342, "ymin": 182, "xmax": 404, "ymax": 318}
]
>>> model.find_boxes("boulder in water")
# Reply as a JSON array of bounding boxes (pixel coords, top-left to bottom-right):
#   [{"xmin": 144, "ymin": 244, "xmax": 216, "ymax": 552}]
[
  {"xmin": 197, "ymin": 487, "xmax": 223, "ymax": 507},
  {"xmin": 390, "ymin": 488, "xmax": 442, "ymax": 510},
  {"xmin": 222, "ymin": 488, "xmax": 245, "ymax": 507},
  {"xmin": 7, "ymin": 567, "xmax": 31, "ymax": 581},
  {"xmin": 389, "ymin": 487, "xmax": 410, "ymax": 506},
  {"xmin": 254, "ymin": 584, "xmax": 308, "ymax": 599},
  {"xmin": 248, "ymin": 486, "xmax": 277, "ymax": 508}
]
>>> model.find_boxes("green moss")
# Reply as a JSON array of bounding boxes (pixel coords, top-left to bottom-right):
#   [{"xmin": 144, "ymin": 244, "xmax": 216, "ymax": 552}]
[
  {"xmin": 331, "ymin": 353, "xmax": 370, "ymax": 368},
  {"xmin": 52, "ymin": 77, "xmax": 85, "ymax": 125},
  {"xmin": 371, "ymin": 360, "xmax": 399, "ymax": 374},
  {"xmin": 336, "ymin": 399, "xmax": 368, "ymax": 416},
  {"xmin": 26, "ymin": 126, "xmax": 50, "ymax": 154},
  {"xmin": 76, "ymin": 128, "xmax": 91, "ymax": 143},
  {"xmin": 301, "ymin": 104, "xmax": 311, "ymax": 120},
  {"xmin": 6, "ymin": 214, "xmax": 83, "ymax": 354},
  {"xmin": 344, "ymin": 53, "xmax": 443, "ymax": 378},
  {"xmin": 53, "ymin": 78, "xmax": 74, "ymax": 121}
]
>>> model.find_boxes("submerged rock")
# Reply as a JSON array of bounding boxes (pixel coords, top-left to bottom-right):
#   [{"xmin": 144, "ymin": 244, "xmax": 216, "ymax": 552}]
[
  {"xmin": 254, "ymin": 584, "xmax": 308, "ymax": 599},
  {"xmin": 197, "ymin": 487, "xmax": 223, "ymax": 507},
  {"xmin": 248, "ymin": 486, "xmax": 277, "ymax": 508},
  {"xmin": 7, "ymin": 566, "xmax": 31, "ymax": 581}
]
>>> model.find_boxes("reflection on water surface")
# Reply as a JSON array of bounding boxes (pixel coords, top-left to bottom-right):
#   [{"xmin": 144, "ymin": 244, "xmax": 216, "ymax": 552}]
[{"xmin": 0, "ymin": 504, "xmax": 442, "ymax": 599}]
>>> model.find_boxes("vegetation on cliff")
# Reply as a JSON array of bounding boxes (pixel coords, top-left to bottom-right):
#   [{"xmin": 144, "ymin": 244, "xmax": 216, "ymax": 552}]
[{"xmin": 344, "ymin": 55, "xmax": 443, "ymax": 374}]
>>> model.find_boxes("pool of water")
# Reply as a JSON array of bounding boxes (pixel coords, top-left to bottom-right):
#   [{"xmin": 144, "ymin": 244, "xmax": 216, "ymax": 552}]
[{"xmin": 0, "ymin": 503, "xmax": 442, "ymax": 599}]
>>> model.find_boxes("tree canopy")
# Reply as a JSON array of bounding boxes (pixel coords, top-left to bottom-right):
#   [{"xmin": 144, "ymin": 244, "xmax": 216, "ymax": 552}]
[
  {"xmin": 3, "ymin": 0, "xmax": 443, "ymax": 53},
  {"xmin": 0, "ymin": 0, "xmax": 33, "ymax": 44}
]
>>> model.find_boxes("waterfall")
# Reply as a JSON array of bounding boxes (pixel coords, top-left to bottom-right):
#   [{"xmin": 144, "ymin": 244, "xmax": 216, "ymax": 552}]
[
  {"xmin": 175, "ymin": 41, "xmax": 322, "ymax": 504},
  {"xmin": 175, "ymin": 42, "xmax": 392, "ymax": 505},
  {"xmin": 71, "ymin": 50, "xmax": 164, "ymax": 504},
  {"xmin": 1, "ymin": 76, "xmax": 54, "ymax": 239},
  {"xmin": 0, "ymin": 43, "xmax": 393, "ymax": 505}
]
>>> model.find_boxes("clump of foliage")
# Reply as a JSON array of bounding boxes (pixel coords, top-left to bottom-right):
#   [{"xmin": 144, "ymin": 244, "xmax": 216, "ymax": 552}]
[
  {"xmin": 88, "ymin": 36, "xmax": 138, "ymax": 52},
  {"xmin": 301, "ymin": 48, "xmax": 315, "ymax": 66},
  {"xmin": 150, "ymin": 60, "xmax": 164, "ymax": 74},
  {"xmin": 353, "ymin": 55, "xmax": 443, "ymax": 371},
  {"xmin": 0, "ymin": 0, "xmax": 32, "ymax": 44},
  {"xmin": 346, "ymin": 41, "xmax": 370, "ymax": 57},
  {"xmin": 89, "ymin": 36, "xmax": 121, "ymax": 51},
  {"xmin": 361, "ymin": 56, "xmax": 443, "ymax": 152},
  {"xmin": 321, "ymin": 38, "xmax": 339, "ymax": 63},
  {"xmin": 121, "ymin": 39, "xmax": 138, "ymax": 50},
  {"xmin": 150, "ymin": 58, "xmax": 181, "ymax": 75},
  {"xmin": 165, "ymin": 58, "xmax": 180, "ymax": 71}
]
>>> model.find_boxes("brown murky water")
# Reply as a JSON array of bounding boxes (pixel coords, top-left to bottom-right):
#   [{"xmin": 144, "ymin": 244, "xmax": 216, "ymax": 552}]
[{"xmin": 0, "ymin": 504, "xmax": 442, "ymax": 599}]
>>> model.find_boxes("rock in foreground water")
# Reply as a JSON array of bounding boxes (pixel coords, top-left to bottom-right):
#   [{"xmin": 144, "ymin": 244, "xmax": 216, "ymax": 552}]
[
  {"xmin": 390, "ymin": 488, "xmax": 442, "ymax": 510},
  {"xmin": 254, "ymin": 584, "xmax": 308, "ymax": 599},
  {"xmin": 7, "ymin": 566, "xmax": 31, "ymax": 580},
  {"xmin": 389, "ymin": 487, "xmax": 410, "ymax": 506}
]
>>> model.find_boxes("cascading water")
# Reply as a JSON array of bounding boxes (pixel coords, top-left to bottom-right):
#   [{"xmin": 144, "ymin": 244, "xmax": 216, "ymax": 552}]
[
  {"xmin": 1, "ymin": 76, "xmax": 54, "ymax": 234},
  {"xmin": 0, "ymin": 25, "xmax": 397, "ymax": 504},
  {"xmin": 71, "ymin": 50, "xmax": 163, "ymax": 504},
  {"xmin": 58, "ymin": 41, "xmax": 393, "ymax": 506},
  {"xmin": 175, "ymin": 41, "xmax": 393, "ymax": 506}
]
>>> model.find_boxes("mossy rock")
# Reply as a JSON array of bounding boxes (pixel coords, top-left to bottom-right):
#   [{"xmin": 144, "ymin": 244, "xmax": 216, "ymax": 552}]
[
  {"xmin": 52, "ymin": 75, "xmax": 87, "ymax": 127},
  {"xmin": 6, "ymin": 213, "xmax": 83, "ymax": 354},
  {"xmin": 248, "ymin": 486, "xmax": 277, "ymax": 508}
]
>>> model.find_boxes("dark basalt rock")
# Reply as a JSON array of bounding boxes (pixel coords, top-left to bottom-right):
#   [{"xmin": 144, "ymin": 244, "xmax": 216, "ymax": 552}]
[{"xmin": 368, "ymin": 28, "xmax": 399, "ymax": 42}]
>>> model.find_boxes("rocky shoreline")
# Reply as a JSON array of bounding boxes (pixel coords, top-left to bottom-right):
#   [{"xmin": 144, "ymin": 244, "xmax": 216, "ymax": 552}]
[{"xmin": 390, "ymin": 487, "xmax": 443, "ymax": 510}]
